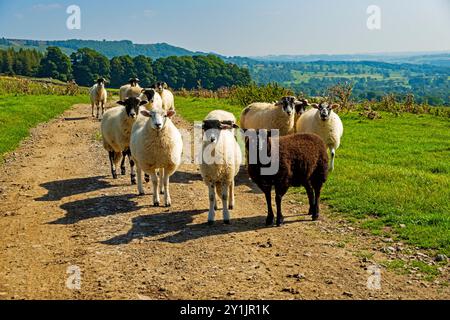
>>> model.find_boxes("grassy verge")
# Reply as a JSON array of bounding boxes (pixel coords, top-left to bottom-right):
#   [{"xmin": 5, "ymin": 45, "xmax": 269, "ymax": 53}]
[
  {"xmin": 175, "ymin": 96, "xmax": 450, "ymax": 255},
  {"xmin": 0, "ymin": 94, "xmax": 89, "ymax": 161}
]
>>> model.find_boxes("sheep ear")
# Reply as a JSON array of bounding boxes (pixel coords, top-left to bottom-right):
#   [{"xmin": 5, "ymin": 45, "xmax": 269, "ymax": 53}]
[
  {"xmin": 232, "ymin": 124, "xmax": 240, "ymax": 129},
  {"xmin": 167, "ymin": 110, "xmax": 176, "ymax": 118},
  {"xmin": 139, "ymin": 100, "xmax": 148, "ymax": 106},
  {"xmin": 140, "ymin": 110, "xmax": 151, "ymax": 118},
  {"xmin": 330, "ymin": 104, "xmax": 339, "ymax": 110},
  {"xmin": 311, "ymin": 103, "xmax": 319, "ymax": 109},
  {"xmin": 117, "ymin": 101, "xmax": 126, "ymax": 106}
]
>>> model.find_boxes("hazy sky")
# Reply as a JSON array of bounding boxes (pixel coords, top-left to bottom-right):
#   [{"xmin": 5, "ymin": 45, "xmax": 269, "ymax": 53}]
[{"xmin": 0, "ymin": 0, "xmax": 449, "ymax": 56}]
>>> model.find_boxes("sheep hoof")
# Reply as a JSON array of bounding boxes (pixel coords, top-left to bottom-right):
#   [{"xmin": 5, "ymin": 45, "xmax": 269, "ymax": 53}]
[
  {"xmin": 224, "ymin": 220, "xmax": 231, "ymax": 225},
  {"xmin": 207, "ymin": 220, "xmax": 215, "ymax": 226},
  {"xmin": 138, "ymin": 192, "xmax": 145, "ymax": 196},
  {"xmin": 121, "ymin": 168, "xmax": 126, "ymax": 175},
  {"xmin": 312, "ymin": 215, "xmax": 320, "ymax": 221},
  {"xmin": 266, "ymin": 217, "xmax": 274, "ymax": 226},
  {"xmin": 214, "ymin": 205, "xmax": 219, "ymax": 211},
  {"xmin": 131, "ymin": 180, "xmax": 137, "ymax": 185},
  {"xmin": 160, "ymin": 191, "xmax": 165, "ymax": 195},
  {"xmin": 165, "ymin": 203, "xmax": 171, "ymax": 208},
  {"xmin": 144, "ymin": 177, "xmax": 150, "ymax": 183},
  {"xmin": 228, "ymin": 205, "xmax": 234, "ymax": 210},
  {"xmin": 153, "ymin": 202, "xmax": 160, "ymax": 207},
  {"xmin": 112, "ymin": 173, "xmax": 118, "ymax": 179}
]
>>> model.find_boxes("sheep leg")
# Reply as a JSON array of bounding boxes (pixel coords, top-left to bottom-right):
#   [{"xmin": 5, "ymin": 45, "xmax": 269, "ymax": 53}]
[
  {"xmin": 108, "ymin": 151, "xmax": 118, "ymax": 179},
  {"xmin": 101, "ymin": 101, "xmax": 105, "ymax": 116},
  {"xmin": 127, "ymin": 151, "xmax": 136, "ymax": 185},
  {"xmin": 228, "ymin": 180, "xmax": 235, "ymax": 210},
  {"xmin": 159, "ymin": 169, "xmax": 165, "ymax": 195},
  {"xmin": 263, "ymin": 188, "xmax": 274, "ymax": 226},
  {"xmin": 222, "ymin": 182, "xmax": 231, "ymax": 224},
  {"xmin": 275, "ymin": 187, "xmax": 287, "ymax": 227},
  {"xmin": 91, "ymin": 103, "xmax": 95, "ymax": 117},
  {"xmin": 136, "ymin": 166, "xmax": 145, "ymax": 195},
  {"xmin": 151, "ymin": 171, "xmax": 160, "ymax": 207},
  {"xmin": 330, "ymin": 148, "xmax": 336, "ymax": 172},
  {"xmin": 305, "ymin": 183, "xmax": 316, "ymax": 216},
  {"xmin": 163, "ymin": 169, "xmax": 171, "ymax": 207},
  {"xmin": 207, "ymin": 184, "xmax": 216, "ymax": 225},
  {"xmin": 312, "ymin": 182, "xmax": 322, "ymax": 221},
  {"xmin": 96, "ymin": 103, "xmax": 100, "ymax": 119},
  {"xmin": 120, "ymin": 151, "xmax": 127, "ymax": 175}
]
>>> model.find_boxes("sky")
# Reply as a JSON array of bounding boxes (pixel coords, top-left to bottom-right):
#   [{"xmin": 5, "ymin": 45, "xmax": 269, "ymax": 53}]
[{"xmin": 0, "ymin": 0, "xmax": 449, "ymax": 56}]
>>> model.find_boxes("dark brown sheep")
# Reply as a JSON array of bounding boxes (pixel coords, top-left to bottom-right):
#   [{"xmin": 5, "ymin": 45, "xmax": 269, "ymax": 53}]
[{"xmin": 245, "ymin": 131, "xmax": 329, "ymax": 226}]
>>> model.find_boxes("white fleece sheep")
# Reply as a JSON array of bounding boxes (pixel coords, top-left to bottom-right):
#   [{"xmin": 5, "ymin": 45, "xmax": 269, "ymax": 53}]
[
  {"xmin": 89, "ymin": 78, "xmax": 107, "ymax": 118},
  {"xmin": 240, "ymin": 96, "xmax": 298, "ymax": 136},
  {"xmin": 101, "ymin": 97, "xmax": 148, "ymax": 184},
  {"xmin": 200, "ymin": 110, "xmax": 242, "ymax": 225},
  {"xmin": 130, "ymin": 107, "xmax": 183, "ymax": 207},
  {"xmin": 119, "ymin": 78, "xmax": 141, "ymax": 101},
  {"xmin": 296, "ymin": 102, "xmax": 344, "ymax": 171}
]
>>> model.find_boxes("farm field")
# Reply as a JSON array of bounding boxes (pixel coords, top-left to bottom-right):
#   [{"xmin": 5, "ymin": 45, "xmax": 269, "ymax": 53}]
[
  {"xmin": 0, "ymin": 95, "xmax": 448, "ymax": 299},
  {"xmin": 0, "ymin": 95, "xmax": 89, "ymax": 161}
]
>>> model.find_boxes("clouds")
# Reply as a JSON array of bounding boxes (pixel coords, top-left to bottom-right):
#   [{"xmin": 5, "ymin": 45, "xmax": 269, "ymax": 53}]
[{"xmin": 31, "ymin": 3, "xmax": 62, "ymax": 12}]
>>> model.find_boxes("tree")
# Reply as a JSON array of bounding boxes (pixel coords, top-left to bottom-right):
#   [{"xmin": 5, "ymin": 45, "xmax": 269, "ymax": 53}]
[
  {"xmin": 38, "ymin": 47, "xmax": 72, "ymax": 81},
  {"xmin": 71, "ymin": 48, "xmax": 110, "ymax": 86},
  {"xmin": 110, "ymin": 55, "xmax": 136, "ymax": 88},
  {"xmin": 133, "ymin": 55, "xmax": 155, "ymax": 87}
]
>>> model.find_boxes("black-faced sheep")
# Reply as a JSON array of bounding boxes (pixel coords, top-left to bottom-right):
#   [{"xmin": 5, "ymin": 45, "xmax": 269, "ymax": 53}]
[
  {"xmin": 101, "ymin": 97, "xmax": 148, "ymax": 183},
  {"xmin": 296, "ymin": 102, "xmax": 344, "ymax": 171}
]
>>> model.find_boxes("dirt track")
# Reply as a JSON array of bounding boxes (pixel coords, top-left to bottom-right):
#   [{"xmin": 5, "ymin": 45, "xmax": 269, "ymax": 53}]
[{"xmin": 0, "ymin": 103, "xmax": 448, "ymax": 300}]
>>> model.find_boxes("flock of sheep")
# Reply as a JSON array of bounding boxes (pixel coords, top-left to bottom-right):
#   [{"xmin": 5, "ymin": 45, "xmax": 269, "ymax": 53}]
[{"xmin": 89, "ymin": 77, "xmax": 344, "ymax": 226}]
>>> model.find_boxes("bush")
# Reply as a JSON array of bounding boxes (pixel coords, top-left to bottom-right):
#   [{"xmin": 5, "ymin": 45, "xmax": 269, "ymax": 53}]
[
  {"xmin": 0, "ymin": 76, "xmax": 88, "ymax": 96},
  {"xmin": 229, "ymin": 83, "xmax": 294, "ymax": 107}
]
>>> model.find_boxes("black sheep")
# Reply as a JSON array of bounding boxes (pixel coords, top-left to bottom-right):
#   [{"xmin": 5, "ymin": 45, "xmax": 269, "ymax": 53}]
[{"xmin": 245, "ymin": 131, "xmax": 329, "ymax": 226}]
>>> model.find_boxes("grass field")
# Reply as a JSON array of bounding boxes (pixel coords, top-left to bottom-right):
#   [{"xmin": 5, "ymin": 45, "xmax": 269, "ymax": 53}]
[
  {"xmin": 0, "ymin": 95, "xmax": 89, "ymax": 161},
  {"xmin": 176, "ymin": 96, "xmax": 450, "ymax": 255}
]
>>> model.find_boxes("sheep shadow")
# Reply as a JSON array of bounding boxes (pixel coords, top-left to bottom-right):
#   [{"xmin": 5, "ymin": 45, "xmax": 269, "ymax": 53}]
[
  {"xmin": 102, "ymin": 209, "xmax": 312, "ymax": 245},
  {"xmin": 49, "ymin": 193, "xmax": 141, "ymax": 225},
  {"xmin": 36, "ymin": 176, "xmax": 113, "ymax": 202},
  {"xmin": 170, "ymin": 170, "xmax": 203, "ymax": 184}
]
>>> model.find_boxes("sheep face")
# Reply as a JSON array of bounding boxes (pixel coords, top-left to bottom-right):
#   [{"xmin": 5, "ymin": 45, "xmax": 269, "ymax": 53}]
[
  {"xmin": 128, "ymin": 77, "xmax": 140, "ymax": 87},
  {"xmin": 140, "ymin": 108, "xmax": 176, "ymax": 131},
  {"xmin": 117, "ymin": 97, "xmax": 147, "ymax": 119},
  {"xmin": 277, "ymin": 96, "xmax": 297, "ymax": 116},
  {"xmin": 96, "ymin": 78, "xmax": 106, "ymax": 88},
  {"xmin": 141, "ymin": 89, "xmax": 157, "ymax": 102},
  {"xmin": 153, "ymin": 82, "xmax": 168, "ymax": 94},
  {"xmin": 202, "ymin": 120, "xmax": 238, "ymax": 144},
  {"xmin": 295, "ymin": 99, "xmax": 310, "ymax": 116},
  {"xmin": 314, "ymin": 103, "xmax": 331, "ymax": 121}
]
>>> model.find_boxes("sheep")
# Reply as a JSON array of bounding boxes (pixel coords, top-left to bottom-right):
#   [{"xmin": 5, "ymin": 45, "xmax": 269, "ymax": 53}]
[
  {"xmin": 130, "ymin": 106, "xmax": 183, "ymax": 207},
  {"xmin": 245, "ymin": 130, "xmax": 328, "ymax": 226},
  {"xmin": 240, "ymin": 96, "xmax": 298, "ymax": 136},
  {"xmin": 295, "ymin": 102, "xmax": 344, "ymax": 171},
  {"xmin": 119, "ymin": 77, "xmax": 141, "ymax": 101},
  {"xmin": 101, "ymin": 97, "xmax": 148, "ymax": 184},
  {"xmin": 154, "ymin": 82, "xmax": 175, "ymax": 112},
  {"xmin": 199, "ymin": 110, "xmax": 242, "ymax": 225},
  {"xmin": 89, "ymin": 78, "xmax": 108, "ymax": 118},
  {"xmin": 294, "ymin": 98, "xmax": 311, "ymax": 130}
]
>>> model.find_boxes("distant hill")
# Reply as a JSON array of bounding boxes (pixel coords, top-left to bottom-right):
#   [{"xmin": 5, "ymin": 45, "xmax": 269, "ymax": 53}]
[
  {"xmin": 0, "ymin": 38, "xmax": 208, "ymax": 59},
  {"xmin": 251, "ymin": 52, "xmax": 450, "ymax": 67}
]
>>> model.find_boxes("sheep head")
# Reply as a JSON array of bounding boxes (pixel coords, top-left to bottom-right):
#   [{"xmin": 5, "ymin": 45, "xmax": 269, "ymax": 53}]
[
  {"xmin": 313, "ymin": 102, "xmax": 340, "ymax": 121},
  {"xmin": 140, "ymin": 108, "xmax": 176, "ymax": 131},
  {"xmin": 276, "ymin": 96, "xmax": 297, "ymax": 117},
  {"xmin": 117, "ymin": 97, "xmax": 147, "ymax": 119}
]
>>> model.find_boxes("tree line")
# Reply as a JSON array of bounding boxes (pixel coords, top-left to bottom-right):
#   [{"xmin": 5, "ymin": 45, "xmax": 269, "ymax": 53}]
[{"xmin": 0, "ymin": 47, "xmax": 251, "ymax": 90}]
